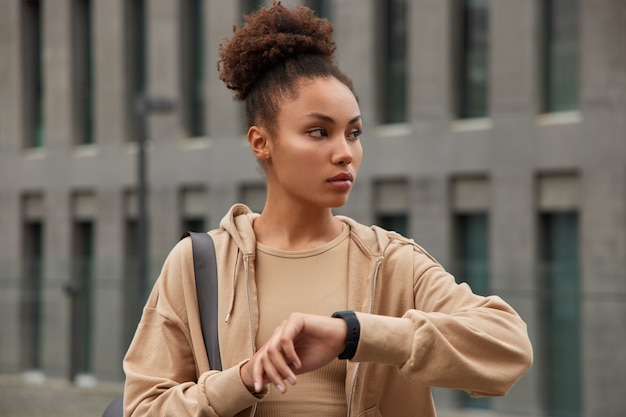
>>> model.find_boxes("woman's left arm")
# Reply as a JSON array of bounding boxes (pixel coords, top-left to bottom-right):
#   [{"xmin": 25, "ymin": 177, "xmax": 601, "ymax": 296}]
[{"xmin": 352, "ymin": 250, "xmax": 533, "ymax": 397}]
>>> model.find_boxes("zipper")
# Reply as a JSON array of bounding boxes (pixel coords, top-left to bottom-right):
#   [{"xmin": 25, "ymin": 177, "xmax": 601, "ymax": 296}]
[
  {"xmin": 346, "ymin": 257, "xmax": 383, "ymax": 417},
  {"xmin": 244, "ymin": 254, "xmax": 258, "ymax": 417}
]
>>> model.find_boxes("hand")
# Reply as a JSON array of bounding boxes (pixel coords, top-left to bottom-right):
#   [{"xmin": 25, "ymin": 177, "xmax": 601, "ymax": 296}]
[{"xmin": 240, "ymin": 313, "xmax": 347, "ymax": 394}]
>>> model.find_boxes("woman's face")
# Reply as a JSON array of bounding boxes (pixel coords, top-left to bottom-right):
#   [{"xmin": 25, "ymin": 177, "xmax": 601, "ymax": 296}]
[{"xmin": 261, "ymin": 76, "xmax": 363, "ymax": 210}]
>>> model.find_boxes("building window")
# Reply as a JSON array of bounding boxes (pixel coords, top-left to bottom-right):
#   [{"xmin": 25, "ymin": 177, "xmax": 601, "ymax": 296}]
[
  {"xmin": 21, "ymin": 220, "xmax": 44, "ymax": 370},
  {"xmin": 125, "ymin": 0, "xmax": 147, "ymax": 142},
  {"xmin": 377, "ymin": 214, "xmax": 408, "ymax": 236},
  {"xmin": 539, "ymin": 211, "xmax": 581, "ymax": 417},
  {"xmin": 69, "ymin": 220, "xmax": 95, "ymax": 381},
  {"xmin": 72, "ymin": 0, "xmax": 94, "ymax": 145},
  {"xmin": 68, "ymin": 191, "xmax": 96, "ymax": 381},
  {"xmin": 122, "ymin": 189, "xmax": 145, "ymax": 350},
  {"xmin": 379, "ymin": 0, "xmax": 408, "ymax": 124},
  {"xmin": 241, "ymin": 0, "xmax": 264, "ymax": 20},
  {"xmin": 454, "ymin": 0, "xmax": 489, "ymax": 119},
  {"xmin": 180, "ymin": 0, "xmax": 205, "ymax": 138},
  {"xmin": 21, "ymin": 0, "xmax": 44, "ymax": 148},
  {"xmin": 181, "ymin": 187, "xmax": 207, "ymax": 233},
  {"xmin": 182, "ymin": 217, "xmax": 206, "ymax": 234},
  {"xmin": 238, "ymin": 0, "xmax": 265, "ymax": 133},
  {"xmin": 541, "ymin": 0, "xmax": 579, "ymax": 113},
  {"xmin": 454, "ymin": 213, "xmax": 489, "ymax": 295},
  {"xmin": 453, "ymin": 212, "xmax": 491, "ymax": 409},
  {"xmin": 305, "ymin": 0, "xmax": 332, "ymax": 21},
  {"xmin": 123, "ymin": 217, "xmax": 142, "ymax": 349},
  {"xmin": 240, "ymin": 183, "xmax": 266, "ymax": 214},
  {"xmin": 374, "ymin": 180, "xmax": 409, "ymax": 236}
]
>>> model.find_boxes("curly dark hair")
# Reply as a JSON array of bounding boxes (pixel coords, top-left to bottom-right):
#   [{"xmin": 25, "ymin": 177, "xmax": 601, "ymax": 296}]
[{"xmin": 217, "ymin": 1, "xmax": 356, "ymax": 132}]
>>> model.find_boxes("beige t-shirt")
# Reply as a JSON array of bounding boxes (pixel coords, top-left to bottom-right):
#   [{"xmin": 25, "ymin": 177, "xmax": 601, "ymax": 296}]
[{"xmin": 254, "ymin": 225, "xmax": 350, "ymax": 416}]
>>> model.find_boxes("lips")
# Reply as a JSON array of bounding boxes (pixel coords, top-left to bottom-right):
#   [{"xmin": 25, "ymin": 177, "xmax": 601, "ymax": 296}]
[
  {"xmin": 328, "ymin": 172, "xmax": 354, "ymax": 182},
  {"xmin": 327, "ymin": 172, "xmax": 355, "ymax": 191}
]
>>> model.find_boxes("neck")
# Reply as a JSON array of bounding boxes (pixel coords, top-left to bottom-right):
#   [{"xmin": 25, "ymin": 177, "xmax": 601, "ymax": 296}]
[{"xmin": 253, "ymin": 202, "xmax": 343, "ymax": 251}]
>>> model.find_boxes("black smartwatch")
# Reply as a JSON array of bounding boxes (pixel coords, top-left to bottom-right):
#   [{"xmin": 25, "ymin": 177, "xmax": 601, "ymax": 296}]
[{"xmin": 331, "ymin": 310, "xmax": 360, "ymax": 360}]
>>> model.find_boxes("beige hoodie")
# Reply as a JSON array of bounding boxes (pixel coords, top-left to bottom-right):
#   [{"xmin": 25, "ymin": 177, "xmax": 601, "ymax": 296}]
[{"xmin": 123, "ymin": 204, "xmax": 533, "ymax": 417}]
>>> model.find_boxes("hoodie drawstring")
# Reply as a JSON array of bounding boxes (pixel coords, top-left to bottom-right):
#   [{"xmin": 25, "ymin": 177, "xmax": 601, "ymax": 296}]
[{"xmin": 224, "ymin": 252, "xmax": 250, "ymax": 323}]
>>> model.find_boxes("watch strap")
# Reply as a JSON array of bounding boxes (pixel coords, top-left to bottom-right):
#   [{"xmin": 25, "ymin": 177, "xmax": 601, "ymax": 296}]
[{"xmin": 331, "ymin": 310, "xmax": 360, "ymax": 360}]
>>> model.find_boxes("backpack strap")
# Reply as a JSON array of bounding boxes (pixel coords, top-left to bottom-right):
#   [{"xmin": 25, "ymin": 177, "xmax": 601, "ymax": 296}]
[
  {"xmin": 102, "ymin": 232, "xmax": 223, "ymax": 417},
  {"xmin": 182, "ymin": 231, "xmax": 223, "ymax": 371}
]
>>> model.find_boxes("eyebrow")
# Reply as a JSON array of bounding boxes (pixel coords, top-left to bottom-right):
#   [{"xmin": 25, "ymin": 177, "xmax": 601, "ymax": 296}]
[{"xmin": 304, "ymin": 113, "xmax": 362, "ymax": 125}]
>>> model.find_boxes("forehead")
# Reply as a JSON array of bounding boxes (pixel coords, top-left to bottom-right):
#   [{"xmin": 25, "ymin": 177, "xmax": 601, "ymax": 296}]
[{"xmin": 279, "ymin": 77, "xmax": 360, "ymax": 118}]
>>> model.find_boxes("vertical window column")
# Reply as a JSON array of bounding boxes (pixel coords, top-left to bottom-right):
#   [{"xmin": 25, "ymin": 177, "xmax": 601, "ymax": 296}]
[
  {"xmin": 180, "ymin": 0, "xmax": 205, "ymax": 138},
  {"xmin": 451, "ymin": 177, "xmax": 491, "ymax": 294},
  {"xmin": 125, "ymin": 0, "xmax": 147, "ymax": 142},
  {"xmin": 537, "ymin": 174, "xmax": 581, "ymax": 417},
  {"xmin": 21, "ymin": 0, "xmax": 44, "ymax": 148},
  {"xmin": 455, "ymin": 0, "xmax": 489, "ymax": 119},
  {"xmin": 451, "ymin": 177, "xmax": 491, "ymax": 409},
  {"xmin": 454, "ymin": 213, "xmax": 489, "ymax": 295},
  {"xmin": 379, "ymin": 0, "xmax": 408, "ymax": 124},
  {"xmin": 69, "ymin": 191, "xmax": 96, "ymax": 381},
  {"xmin": 122, "ymin": 190, "xmax": 141, "ymax": 350},
  {"xmin": 72, "ymin": 0, "xmax": 94, "ymax": 145},
  {"xmin": 20, "ymin": 194, "xmax": 45, "ymax": 371},
  {"xmin": 541, "ymin": 0, "xmax": 579, "ymax": 113},
  {"xmin": 238, "ymin": 0, "xmax": 265, "ymax": 133}
]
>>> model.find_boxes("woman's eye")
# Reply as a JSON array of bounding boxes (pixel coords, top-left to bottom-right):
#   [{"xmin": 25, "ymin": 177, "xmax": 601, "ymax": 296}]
[
  {"xmin": 308, "ymin": 128, "xmax": 328, "ymax": 138},
  {"xmin": 348, "ymin": 129, "xmax": 362, "ymax": 140}
]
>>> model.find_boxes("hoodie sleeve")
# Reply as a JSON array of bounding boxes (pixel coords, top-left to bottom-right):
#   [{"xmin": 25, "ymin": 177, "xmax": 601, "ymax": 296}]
[
  {"xmin": 123, "ymin": 239, "xmax": 264, "ymax": 417},
  {"xmin": 351, "ymin": 244, "xmax": 533, "ymax": 397}
]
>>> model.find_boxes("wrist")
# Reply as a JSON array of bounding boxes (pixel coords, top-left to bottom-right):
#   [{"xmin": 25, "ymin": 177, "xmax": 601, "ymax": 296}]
[
  {"xmin": 331, "ymin": 311, "xmax": 360, "ymax": 360},
  {"xmin": 239, "ymin": 360, "xmax": 255, "ymax": 393},
  {"xmin": 239, "ymin": 360, "xmax": 267, "ymax": 398}
]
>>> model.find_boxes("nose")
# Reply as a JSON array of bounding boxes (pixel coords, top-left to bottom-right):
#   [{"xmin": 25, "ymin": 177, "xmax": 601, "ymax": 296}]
[{"xmin": 331, "ymin": 138, "xmax": 353, "ymax": 166}]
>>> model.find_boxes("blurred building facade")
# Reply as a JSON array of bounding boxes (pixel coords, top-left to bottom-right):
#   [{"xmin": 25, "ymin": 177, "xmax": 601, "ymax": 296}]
[{"xmin": 0, "ymin": 0, "xmax": 625, "ymax": 416}]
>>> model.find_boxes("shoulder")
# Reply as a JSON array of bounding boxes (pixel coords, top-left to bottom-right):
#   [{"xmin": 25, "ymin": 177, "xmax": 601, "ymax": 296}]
[
  {"xmin": 148, "ymin": 237, "xmax": 196, "ymax": 309},
  {"xmin": 337, "ymin": 215, "xmax": 439, "ymax": 263}
]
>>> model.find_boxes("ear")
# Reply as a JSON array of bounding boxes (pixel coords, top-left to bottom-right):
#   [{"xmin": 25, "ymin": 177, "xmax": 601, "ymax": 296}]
[{"xmin": 247, "ymin": 126, "xmax": 271, "ymax": 161}]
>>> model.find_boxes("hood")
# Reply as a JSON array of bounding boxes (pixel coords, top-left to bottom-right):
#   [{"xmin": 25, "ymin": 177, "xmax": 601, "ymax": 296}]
[{"xmin": 218, "ymin": 203, "xmax": 260, "ymax": 255}]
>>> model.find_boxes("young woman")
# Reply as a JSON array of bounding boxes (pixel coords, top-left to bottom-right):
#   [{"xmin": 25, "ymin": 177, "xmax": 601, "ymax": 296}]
[{"xmin": 123, "ymin": 3, "xmax": 533, "ymax": 416}]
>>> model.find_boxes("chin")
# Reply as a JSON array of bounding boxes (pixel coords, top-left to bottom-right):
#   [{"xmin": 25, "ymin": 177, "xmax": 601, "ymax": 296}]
[
  {"xmin": 327, "ymin": 197, "xmax": 350, "ymax": 209},
  {"xmin": 309, "ymin": 192, "xmax": 351, "ymax": 210}
]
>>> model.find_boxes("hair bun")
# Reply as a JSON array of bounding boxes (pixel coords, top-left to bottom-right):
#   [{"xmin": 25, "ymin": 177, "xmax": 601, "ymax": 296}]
[{"xmin": 218, "ymin": 2, "xmax": 336, "ymax": 100}]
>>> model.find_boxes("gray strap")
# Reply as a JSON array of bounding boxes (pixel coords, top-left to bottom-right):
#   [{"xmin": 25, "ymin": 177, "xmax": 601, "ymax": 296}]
[
  {"xmin": 102, "ymin": 233, "xmax": 223, "ymax": 417},
  {"xmin": 183, "ymin": 231, "xmax": 222, "ymax": 371}
]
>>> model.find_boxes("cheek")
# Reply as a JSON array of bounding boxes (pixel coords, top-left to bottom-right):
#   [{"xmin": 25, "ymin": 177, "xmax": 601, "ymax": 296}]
[
  {"xmin": 353, "ymin": 144, "xmax": 364, "ymax": 170},
  {"xmin": 275, "ymin": 144, "xmax": 317, "ymax": 175}
]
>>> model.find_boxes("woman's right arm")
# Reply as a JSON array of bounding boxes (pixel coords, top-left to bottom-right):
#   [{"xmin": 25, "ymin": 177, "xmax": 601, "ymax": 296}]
[{"xmin": 122, "ymin": 240, "xmax": 265, "ymax": 417}]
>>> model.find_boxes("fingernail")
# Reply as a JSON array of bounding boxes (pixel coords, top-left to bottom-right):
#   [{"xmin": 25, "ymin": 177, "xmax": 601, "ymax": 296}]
[
  {"xmin": 276, "ymin": 383, "xmax": 285, "ymax": 393},
  {"xmin": 254, "ymin": 382, "xmax": 262, "ymax": 393},
  {"xmin": 287, "ymin": 376, "xmax": 296, "ymax": 385}
]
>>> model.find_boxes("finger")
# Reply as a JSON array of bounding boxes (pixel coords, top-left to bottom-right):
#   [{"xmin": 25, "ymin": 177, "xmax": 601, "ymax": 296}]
[
  {"xmin": 257, "ymin": 350, "xmax": 289, "ymax": 393},
  {"xmin": 280, "ymin": 339, "xmax": 302, "ymax": 372},
  {"xmin": 275, "ymin": 316, "xmax": 303, "ymax": 371},
  {"xmin": 263, "ymin": 342, "xmax": 297, "ymax": 391},
  {"xmin": 251, "ymin": 355, "xmax": 266, "ymax": 394},
  {"xmin": 269, "ymin": 326, "xmax": 301, "ymax": 383}
]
